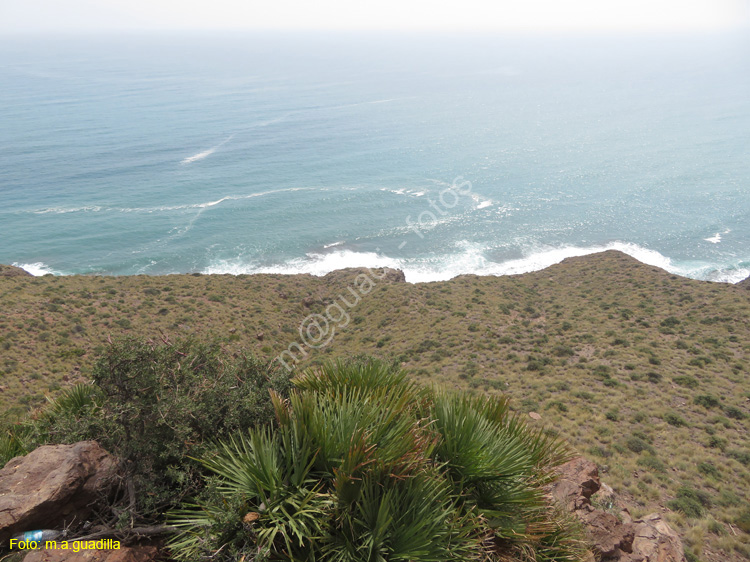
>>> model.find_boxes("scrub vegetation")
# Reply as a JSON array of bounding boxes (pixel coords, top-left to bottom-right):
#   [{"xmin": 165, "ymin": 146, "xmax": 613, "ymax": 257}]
[{"xmin": 1, "ymin": 250, "xmax": 749, "ymax": 561}]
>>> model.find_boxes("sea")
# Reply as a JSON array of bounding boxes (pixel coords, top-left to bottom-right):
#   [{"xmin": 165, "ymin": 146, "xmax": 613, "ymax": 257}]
[{"xmin": 1, "ymin": 31, "xmax": 748, "ymax": 283}]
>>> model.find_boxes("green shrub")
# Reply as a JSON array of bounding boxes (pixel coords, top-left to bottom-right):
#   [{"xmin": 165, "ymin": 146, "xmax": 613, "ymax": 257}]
[
  {"xmin": 716, "ymin": 489, "xmax": 742, "ymax": 507},
  {"xmin": 637, "ymin": 455, "xmax": 666, "ymax": 472},
  {"xmin": 526, "ymin": 355, "xmax": 553, "ymax": 371},
  {"xmin": 625, "ymin": 436, "xmax": 654, "ymax": 455},
  {"xmin": 553, "ymin": 344, "xmax": 575, "ymax": 357},
  {"xmin": 723, "ymin": 405, "xmax": 746, "ymax": 420},
  {"xmin": 664, "ymin": 412, "xmax": 688, "ymax": 427},
  {"xmin": 667, "ymin": 487, "xmax": 711, "ymax": 518},
  {"xmin": 697, "ymin": 461, "xmax": 720, "ymax": 479},
  {"xmin": 592, "ymin": 365, "xmax": 611, "ymax": 377},
  {"xmin": 33, "ymin": 383, "xmax": 104, "ymax": 444},
  {"xmin": 694, "ymin": 395, "xmax": 721, "ymax": 409},
  {"xmin": 47, "ymin": 337, "xmax": 293, "ymax": 520},
  {"xmin": 728, "ymin": 449, "xmax": 750, "ymax": 465},
  {"xmin": 169, "ymin": 359, "xmax": 587, "ymax": 562},
  {"xmin": 735, "ymin": 510, "xmax": 750, "ymax": 533},
  {"xmin": 631, "ymin": 411, "xmax": 647, "ymax": 423},
  {"xmin": 709, "ymin": 415, "xmax": 731, "ymax": 428},
  {"xmin": 672, "ymin": 375, "xmax": 699, "ymax": 389},
  {"xmin": 0, "ymin": 424, "xmax": 34, "ymax": 468},
  {"xmin": 546, "ymin": 400, "xmax": 569, "ymax": 413}
]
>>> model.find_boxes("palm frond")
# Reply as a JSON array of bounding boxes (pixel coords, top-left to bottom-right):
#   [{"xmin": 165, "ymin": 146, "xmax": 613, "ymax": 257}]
[{"xmin": 169, "ymin": 358, "xmax": 589, "ymax": 562}]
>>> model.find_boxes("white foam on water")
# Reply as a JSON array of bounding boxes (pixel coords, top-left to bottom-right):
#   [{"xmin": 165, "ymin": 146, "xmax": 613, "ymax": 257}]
[
  {"xmin": 32, "ymin": 206, "xmax": 103, "ymax": 215},
  {"xmin": 203, "ymin": 249, "xmax": 400, "ymax": 276},
  {"xmin": 181, "ymin": 147, "xmax": 217, "ymax": 164},
  {"xmin": 25, "ymin": 186, "xmax": 324, "ymax": 216},
  {"xmin": 379, "ymin": 188, "xmax": 429, "ymax": 198},
  {"xmin": 11, "ymin": 262, "xmax": 61, "ymax": 276},
  {"xmin": 712, "ymin": 268, "xmax": 750, "ymax": 284},
  {"xmin": 469, "ymin": 193, "xmax": 492, "ymax": 209},
  {"xmin": 58, "ymin": 187, "xmax": 321, "ymax": 214},
  {"xmin": 379, "ymin": 188, "xmax": 407, "ymax": 196},
  {"xmin": 402, "ymin": 241, "xmax": 489, "ymax": 283},
  {"xmin": 704, "ymin": 228, "xmax": 732, "ymax": 244},
  {"xmin": 180, "ymin": 134, "xmax": 234, "ymax": 165},
  {"xmin": 704, "ymin": 233, "xmax": 722, "ymax": 244},
  {"xmin": 203, "ymin": 241, "xmax": 749, "ymax": 285},
  {"xmin": 484, "ymin": 242, "xmax": 674, "ymax": 277}
]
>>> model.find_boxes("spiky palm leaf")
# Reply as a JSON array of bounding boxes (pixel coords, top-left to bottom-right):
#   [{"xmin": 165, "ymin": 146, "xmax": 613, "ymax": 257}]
[
  {"xmin": 174, "ymin": 427, "xmax": 331, "ymax": 560},
  {"xmin": 0, "ymin": 426, "xmax": 32, "ymax": 467},
  {"xmin": 323, "ymin": 470, "xmax": 482, "ymax": 562},
  {"xmin": 292, "ymin": 358, "xmax": 428, "ymax": 408},
  {"xmin": 169, "ymin": 359, "xmax": 588, "ymax": 562},
  {"xmin": 45, "ymin": 383, "xmax": 101, "ymax": 419}
]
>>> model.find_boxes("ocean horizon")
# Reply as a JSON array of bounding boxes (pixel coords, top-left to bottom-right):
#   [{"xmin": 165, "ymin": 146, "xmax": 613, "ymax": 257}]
[{"xmin": 1, "ymin": 31, "xmax": 748, "ymax": 283}]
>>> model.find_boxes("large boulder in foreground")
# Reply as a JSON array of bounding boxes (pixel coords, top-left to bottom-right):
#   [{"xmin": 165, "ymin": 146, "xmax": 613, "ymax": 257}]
[
  {"xmin": 0, "ymin": 442, "xmax": 117, "ymax": 544},
  {"xmin": 551, "ymin": 457, "xmax": 686, "ymax": 562},
  {"xmin": 0, "ymin": 264, "xmax": 33, "ymax": 277},
  {"xmin": 22, "ymin": 545, "xmax": 159, "ymax": 562}
]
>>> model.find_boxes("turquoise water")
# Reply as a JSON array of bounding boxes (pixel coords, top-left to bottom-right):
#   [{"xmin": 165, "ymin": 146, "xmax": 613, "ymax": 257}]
[{"xmin": 1, "ymin": 32, "xmax": 748, "ymax": 282}]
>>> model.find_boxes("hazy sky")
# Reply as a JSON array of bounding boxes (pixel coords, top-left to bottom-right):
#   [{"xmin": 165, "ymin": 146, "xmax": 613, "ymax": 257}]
[{"xmin": 2, "ymin": 0, "xmax": 749, "ymax": 34}]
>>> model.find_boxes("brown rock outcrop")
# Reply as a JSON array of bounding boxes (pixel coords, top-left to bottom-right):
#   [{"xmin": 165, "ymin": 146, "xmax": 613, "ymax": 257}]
[
  {"xmin": 552, "ymin": 457, "xmax": 686, "ymax": 562},
  {"xmin": 323, "ymin": 267, "xmax": 406, "ymax": 286},
  {"xmin": 0, "ymin": 442, "xmax": 117, "ymax": 544},
  {"xmin": 0, "ymin": 264, "xmax": 33, "ymax": 277},
  {"xmin": 379, "ymin": 268, "xmax": 406, "ymax": 283},
  {"xmin": 551, "ymin": 456, "xmax": 600, "ymax": 511},
  {"xmin": 578, "ymin": 509, "xmax": 635, "ymax": 558},
  {"xmin": 629, "ymin": 514, "xmax": 687, "ymax": 562}
]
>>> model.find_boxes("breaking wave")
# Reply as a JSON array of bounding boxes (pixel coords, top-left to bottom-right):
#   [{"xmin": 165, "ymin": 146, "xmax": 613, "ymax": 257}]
[
  {"xmin": 11, "ymin": 262, "xmax": 64, "ymax": 276},
  {"xmin": 201, "ymin": 241, "xmax": 749, "ymax": 284}
]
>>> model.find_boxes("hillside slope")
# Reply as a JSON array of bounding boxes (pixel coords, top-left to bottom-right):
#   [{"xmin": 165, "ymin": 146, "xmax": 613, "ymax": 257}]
[{"xmin": 1, "ymin": 250, "xmax": 748, "ymax": 561}]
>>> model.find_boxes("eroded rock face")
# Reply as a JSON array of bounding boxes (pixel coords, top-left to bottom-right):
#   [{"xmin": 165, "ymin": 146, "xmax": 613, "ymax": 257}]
[
  {"xmin": 0, "ymin": 264, "xmax": 33, "ymax": 277},
  {"xmin": 550, "ymin": 456, "xmax": 601, "ymax": 511},
  {"xmin": 0, "ymin": 442, "xmax": 117, "ymax": 544},
  {"xmin": 628, "ymin": 514, "xmax": 687, "ymax": 562},
  {"xmin": 737, "ymin": 276, "xmax": 750, "ymax": 289},
  {"xmin": 22, "ymin": 545, "xmax": 159, "ymax": 562},
  {"xmin": 552, "ymin": 457, "xmax": 686, "ymax": 562},
  {"xmin": 578, "ymin": 509, "xmax": 635, "ymax": 558},
  {"xmin": 379, "ymin": 268, "xmax": 406, "ymax": 283}
]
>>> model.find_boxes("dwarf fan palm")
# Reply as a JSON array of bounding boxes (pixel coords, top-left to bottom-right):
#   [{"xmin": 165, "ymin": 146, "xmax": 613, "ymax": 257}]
[{"xmin": 170, "ymin": 358, "xmax": 587, "ymax": 562}]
